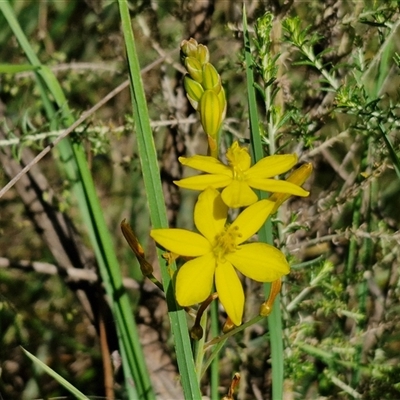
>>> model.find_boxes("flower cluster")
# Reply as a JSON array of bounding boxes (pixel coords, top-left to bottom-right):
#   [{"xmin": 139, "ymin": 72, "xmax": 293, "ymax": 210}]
[
  {"xmin": 151, "ymin": 141, "xmax": 311, "ymax": 326},
  {"xmin": 180, "ymin": 38, "xmax": 226, "ymax": 157},
  {"xmin": 150, "ymin": 39, "xmax": 311, "ymax": 328}
]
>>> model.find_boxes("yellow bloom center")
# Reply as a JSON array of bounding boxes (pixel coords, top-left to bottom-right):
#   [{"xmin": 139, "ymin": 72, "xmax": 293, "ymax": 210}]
[
  {"xmin": 226, "ymin": 141, "xmax": 250, "ymax": 181},
  {"xmin": 231, "ymin": 163, "xmax": 245, "ymax": 181},
  {"xmin": 212, "ymin": 225, "xmax": 242, "ymax": 262}
]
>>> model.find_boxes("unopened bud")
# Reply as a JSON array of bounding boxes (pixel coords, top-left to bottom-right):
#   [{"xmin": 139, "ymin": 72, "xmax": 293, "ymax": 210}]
[
  {"xmin": 286, "ymin": 162, "xmax": 313, "ymax": 186},
  {"xmin": 200, "ymin": 89, "xmax": 222, "ymax": 138},
  {"xmin": 185, "ymin": 56, "xmax": 203, "ymax": 83},
  {"xmin": 196, "ymin": 44, "xmax": 210, "ymax": 65},
  {"xmin": 218, "ymin": 87, "xmax": 227, "ymax": 120},
  {"xmin": 270, "ymin": 163, "xmax": 312, "ymax": 212},
  {"xmin": 202, "ymin": 63, "xmax": 221, "ymax": 92},
  {"xmin": 184, "ymin": 75, "xmax": 204, "ymax": 109},
  {"xmin": 181, "ymin": 38, "xmax": 198, "ymax": 58}
]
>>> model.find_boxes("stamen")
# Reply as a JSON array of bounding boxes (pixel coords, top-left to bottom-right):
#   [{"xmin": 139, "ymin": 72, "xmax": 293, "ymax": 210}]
[{"xmin": 212, "ymin": 225, "xmax": 242, "ymax": 260}]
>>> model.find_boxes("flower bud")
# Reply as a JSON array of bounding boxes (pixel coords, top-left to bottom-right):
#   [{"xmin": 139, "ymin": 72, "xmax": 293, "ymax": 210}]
[
  {"xmin": 185, "ymin": 56, "xmax": 203, "ymax": 83},
  {"xmin": 184, "ymin": 75, "xmax": 204, "ymax": 107},
  {"xmin": 218, "ymin": 87, "xmax": 227, "ymax": 120},
  {"xmin": 180, "ymin": 38, "xmax": 198, "ymax": 58},
  {"xmin": 202, "ymin": 63, "xmax": 221, "ymax": 92},
  {"xmin": 270, "ymin": 162, "xmax": 313, "ymax": 212},
  {"xmin": 286, "ymin": 162, "xmax": 313, "ymax": 186},
  {"xmin": 200, "ymin": 89, "xmax": 222, "ymax": 138},
  {"xmin": 196, "ymin": 44, "xmax": 210, "ymax": 65}
]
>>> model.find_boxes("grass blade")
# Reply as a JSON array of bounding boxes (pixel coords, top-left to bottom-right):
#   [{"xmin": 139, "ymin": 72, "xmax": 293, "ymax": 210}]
[
  {"xmin": 117, "ymin": 2, "xmax": 202, "ymax": 398},
  {"xmin": 21, "ymin": 347, "xmax": 89, "ymax": 400},
  {"xmin": 0, "ymin": 2, "xmax": 152, "ymax": 398}
]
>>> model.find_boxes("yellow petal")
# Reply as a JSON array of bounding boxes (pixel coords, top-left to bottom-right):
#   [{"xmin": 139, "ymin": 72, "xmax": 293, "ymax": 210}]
[
  {"xmin": 179, "ymin": 155, "xmax": 231, "ymax": 176},
  {"xmin": 249, "ymin": 154, "xmax": 298, "ymax": 178},
  {"xmin": 226, "ymin": 243, "xmax": 290, "ymax": 282},
  {"xmin": 215, "ymin": 260, "xmax": 244, "ymax": 326},
  {"xmin": 174, "ymin": 174, "xmax": 232, "ymax": 190},
  {"xmin": 176, "ymin": 252, "xmax": 216, "ymax": 306},
  {"xmin": 246, "ymin": 177, "xmax": 309, "ymax": 197},
  {"xmin": 231, "ymin": 199, "xmax": 275, "ymax": 243},
  {"xmin": 221, "ymin": 181, "xmax": 258, "ymax": 208},
  {"xmin": 150, "ymin": 229, "xmax": 211, "ymax": 257},
  {"xmin": 194, "ymin": 188, "xmax": 227, "ymax": 242}
]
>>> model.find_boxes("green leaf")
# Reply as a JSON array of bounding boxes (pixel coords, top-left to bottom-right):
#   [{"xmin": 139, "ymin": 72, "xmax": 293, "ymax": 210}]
[
  {"xmin": 21, "ymin": 347, "xmax": 89, "ymax": 400},
  {"xmin": 117, "ymin": 2, "xmax": 202, "ymax": 399}
]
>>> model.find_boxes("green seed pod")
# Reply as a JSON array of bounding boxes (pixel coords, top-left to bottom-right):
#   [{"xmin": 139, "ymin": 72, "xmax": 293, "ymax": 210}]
[
  {"xmin": 190, "ymin": 324, "xmax": 204, "ymax": 340},
  {"xmin": 202, "ymin": 63, "xmax": 221, "ymax": 92},
  {"xmin": 185, "ymin": 56, "xmax": 203, "ymax": 83}
]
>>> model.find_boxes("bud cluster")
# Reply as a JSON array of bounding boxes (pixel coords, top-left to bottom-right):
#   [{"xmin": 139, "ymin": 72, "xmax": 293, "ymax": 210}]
[{"xmin": 181, "ymin": 38, "xmax": 226, "ymax": 155}]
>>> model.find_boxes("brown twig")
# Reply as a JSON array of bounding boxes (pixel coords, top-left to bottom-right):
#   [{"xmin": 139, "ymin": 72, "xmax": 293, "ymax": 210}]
[{"xmin": 0, "ymin": 257, "xmax": 140, "ymax": 290}]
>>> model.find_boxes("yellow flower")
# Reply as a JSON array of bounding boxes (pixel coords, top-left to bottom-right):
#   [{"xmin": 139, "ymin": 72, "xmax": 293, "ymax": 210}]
[
  {"xmin": 150, "ymin": 187, "xmax": 290, "ymax": 326},
  {"xmin": 174, "ymin": 141, "xmax": 309, "ymax": 208}
]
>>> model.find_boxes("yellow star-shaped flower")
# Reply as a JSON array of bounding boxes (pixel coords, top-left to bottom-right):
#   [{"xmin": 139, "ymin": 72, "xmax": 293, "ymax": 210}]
[
  {"xmin": 150, "ymin": 187, "xmax": 290, "ymax": 326},
  {"xmin": 174, "ymin": 141, "xmax": 309, "ymax": 208}
]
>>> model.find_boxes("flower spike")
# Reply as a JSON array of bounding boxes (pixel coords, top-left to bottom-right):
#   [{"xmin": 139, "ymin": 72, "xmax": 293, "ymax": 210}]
[{"xmin": 181, "ymin": 38, "xmax": 226, "ymax": 157}]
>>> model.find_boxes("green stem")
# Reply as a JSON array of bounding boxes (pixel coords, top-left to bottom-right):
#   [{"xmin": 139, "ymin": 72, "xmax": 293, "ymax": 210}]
[
  {"xmin": 210, "ymin": 299, "xmax": 220, "ymax": 400},
  {"xmin": 243, "ymin": 8, "xmax": 284, "ymax": 399},
  {"xmin": 345, "ymin": 194, "xmax": 361, "ymax": 286}
]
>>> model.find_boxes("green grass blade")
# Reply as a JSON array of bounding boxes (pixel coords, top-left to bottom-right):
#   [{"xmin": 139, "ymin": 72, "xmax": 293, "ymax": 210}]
[
  {"xmin": 117, "ymin": 2, "xmax": 202, "ymax": 399},
  {"xmin": 243, "ymin": 7, "xmax": 284, "ymax": 400},
  {"xmin": 0, "ymin": 64, "xmax": 37, "ymax": 73},
  {"xmin": 210, "ymin": 300, "xmax": 220, "ymax": 400},
  {"xmin": 21, "ymin": 347, "xmax": 89, "ymax": 400},
  {"xmin": 1, "ymin": 2, "xmax": 152, "ymax": 399}
]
